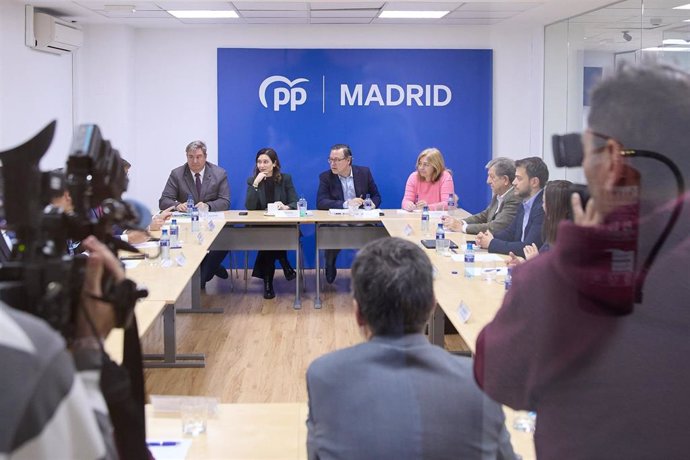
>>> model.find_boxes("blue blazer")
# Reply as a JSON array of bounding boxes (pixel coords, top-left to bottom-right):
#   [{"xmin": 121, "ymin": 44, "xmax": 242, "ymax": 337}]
[
  {"xmin": 488, "ymin": 190, "xmax": 544, "ymax": 258},
  {"xmin": 316, "ymin": 165, "xmax": 382, "ymax": 210}
]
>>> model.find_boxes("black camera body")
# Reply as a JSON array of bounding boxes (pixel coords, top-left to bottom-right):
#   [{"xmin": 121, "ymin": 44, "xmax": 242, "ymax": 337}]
[{"xmin": 0, "ymin": 121, "xmax": 147, "ymax": 339}]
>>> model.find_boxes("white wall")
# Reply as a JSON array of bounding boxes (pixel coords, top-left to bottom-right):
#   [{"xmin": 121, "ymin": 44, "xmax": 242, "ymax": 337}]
[
  {"xmin": 77, "ymin": 23, "xmax": 545, "ymax": 211},
  {"xmin": 2, "ymin": 0, "xmax": 547, "ymax": 212},
  {"xmin": 0, "ymin": 0, "xmax": 74, "ymax": 170}
]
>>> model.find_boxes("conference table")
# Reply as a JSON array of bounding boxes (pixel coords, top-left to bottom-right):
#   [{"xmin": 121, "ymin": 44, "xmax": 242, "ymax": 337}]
[
  {"xmin": 109, "ymin": 209, "xmax": 534, "ymax": 457},
  {"xmin": 107, "ymin": 218, "xmax": 226, "ymax": 368},
  {"xmin": 145, "ymin": 402, "xmax": 535, "ymax": 460}
]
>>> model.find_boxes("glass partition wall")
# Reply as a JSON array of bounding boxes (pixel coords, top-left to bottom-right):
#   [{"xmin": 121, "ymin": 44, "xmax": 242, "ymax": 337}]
[{"xmin": 543, "ymin": 0, "xmax": 690, "ymax": 180}]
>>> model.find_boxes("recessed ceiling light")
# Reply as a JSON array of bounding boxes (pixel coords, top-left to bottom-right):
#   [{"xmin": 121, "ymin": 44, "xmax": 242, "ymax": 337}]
[
  {"xmin": 379, "ymin": 10, "xmax": 449, "ymax": 19},
  {"xmin": 168, "ymin": 10, "xmax": 239, "ymax": 19},
  {"xmin": 673, "ymin": 3, "xmax": 690, "ymax": 9},
  {"xmin": 642, "ymin": 46, "xmax": 690, "ymax": 52}
]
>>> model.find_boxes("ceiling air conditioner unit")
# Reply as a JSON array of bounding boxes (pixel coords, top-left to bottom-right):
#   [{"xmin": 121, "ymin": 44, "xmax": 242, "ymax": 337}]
[{"xmin": 25, "ymin": 6, "xmax": 83, "ymax": 55}]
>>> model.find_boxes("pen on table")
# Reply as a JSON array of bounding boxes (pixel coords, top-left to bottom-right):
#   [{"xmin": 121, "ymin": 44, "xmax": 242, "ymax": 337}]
[
  {"xmin": 147, "ymin": 441, "xmax": 180, "ymax": 447},
  {"xmin": 450, "ymin": 247, "xmax": 458, "ymax": 254}
]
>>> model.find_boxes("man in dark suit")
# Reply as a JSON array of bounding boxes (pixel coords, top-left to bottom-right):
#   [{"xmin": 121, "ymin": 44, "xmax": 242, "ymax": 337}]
[
  {"xmin": 443, "ymin": 157, "xmax": 521, "ymax": 234},
  {"xmin": 476, "ymin": 156, "xmax": 548, "ymax": 258},
  {"xmin": 316, "ymin": 144, "xmax": 381, "ymax": 283},
  {"xmin": 306, "ymin": 237, "xmax": 516, "ymax": 460},
  {"xmin": 158, "ymin": 140, "xmax": 230, "ymax": 288}
]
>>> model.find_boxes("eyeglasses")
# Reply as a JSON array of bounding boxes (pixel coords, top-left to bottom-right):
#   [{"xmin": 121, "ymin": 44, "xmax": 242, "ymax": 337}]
[
  {"xmin": 418, "ymin": 162, "xmax": 431, "ymax": 168},
  {"xmin": 328, "ymin": 157, "xmax": 347, "ymax": 164}
]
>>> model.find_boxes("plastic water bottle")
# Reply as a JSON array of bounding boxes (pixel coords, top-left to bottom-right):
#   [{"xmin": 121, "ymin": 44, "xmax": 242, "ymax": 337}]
[
  {"xmin": 363, "ymin": 194, "xmax": 373, "ymax": 211},
  {"xmin": 169, "ymin": 218, "xmax": 179, "ymax": 247},
  {"xmin": 160, "ymin": 228, "xmax": 170, "ymax": 261},
  {"xmin": 505, "ymin": 266, "xmax": 513, "ymax": 291},
  {"xmin": 186, "ymin": 193, "xmax": 194, "ymax": 212},
  {"xmin": 421, "ymin": 205, "xmax": 430, "ymax": 233},
  {"xmin": 435, "ymin": 223, "xmax": 449, "ymax": 255},
  {"xmin": 447, "ymin": 194, "xmax": 456, "ymax": 214},
  {"xmin": 190, "ymin": 205, "xmax": 200, "ymax": 232},
  {"xmin": 298, "ymin": 196, "xmax": 307, "ymax": 217},
  {"xmin": 464, "ymin": 242, "xmax": 475, "ymax": 278}
]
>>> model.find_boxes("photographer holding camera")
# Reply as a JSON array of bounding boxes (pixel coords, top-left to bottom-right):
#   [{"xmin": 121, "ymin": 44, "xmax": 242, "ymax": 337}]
[
  {"xmin": 0, "ymin": 122, "xmax": 151, "ymax": 460},
  {"xmin": 1, "ymin": 236, "xmax": 121, "ymax": 459},
  {"xmin": 474, "ymin": 63, "xmax": 690, "ymax": 457}
]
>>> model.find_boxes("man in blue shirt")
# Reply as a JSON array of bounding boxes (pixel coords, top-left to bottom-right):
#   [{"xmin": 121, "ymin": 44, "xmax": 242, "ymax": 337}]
[
  {"xmin": 316, "ymin": 144, "xmax": 381, "ymax": 283},
  {"xmin": 475, "ymin": 157, "xmax": 548, "ymax": 257}
]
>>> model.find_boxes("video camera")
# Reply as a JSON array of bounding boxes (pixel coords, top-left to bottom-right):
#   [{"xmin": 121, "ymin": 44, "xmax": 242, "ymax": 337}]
[{"xmin": 0, "ymin": 121, "xmax": 148, "ymax": 339}]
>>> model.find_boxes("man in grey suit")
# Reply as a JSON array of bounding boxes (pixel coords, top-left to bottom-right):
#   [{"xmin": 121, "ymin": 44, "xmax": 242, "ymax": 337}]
[
  {"xmin": 159, "ymin": 140, "xmax": 230, "ymax": 288},
  {"xmin": 442, "ymin": 157, "xmax": 521, "ymax": 235},
  {"xmin": 306, "ymin": 237, "xmax": 516, "ymax": 460}
]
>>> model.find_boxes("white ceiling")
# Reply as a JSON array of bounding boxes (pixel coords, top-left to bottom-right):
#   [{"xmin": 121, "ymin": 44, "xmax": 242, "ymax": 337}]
[
  {"xmin": 18, "ymin": 0, "xmax": 690, "ymax": 51},
  {"xmin": 563, "ymin": 0, "xmax": 690, "ymax": 52},
  {"xmin": 17, "ymin": 0, "xmax": 607, "ymax": 27}
]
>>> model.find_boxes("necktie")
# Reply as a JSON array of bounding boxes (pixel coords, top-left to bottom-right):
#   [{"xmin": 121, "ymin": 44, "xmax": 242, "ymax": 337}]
[{"xmin": 195, "ymin": 173, "xmax": 201, "ymax": 199}]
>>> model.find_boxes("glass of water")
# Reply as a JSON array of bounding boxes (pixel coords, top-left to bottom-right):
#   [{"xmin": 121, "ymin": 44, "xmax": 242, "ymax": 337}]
[
  {"xmin": 513, "ymin": 411, "xmax": 536, "ymax": 433},
  {"xmin": 180, "ymin": 397, "xmax": 207, "ymax": 436}
]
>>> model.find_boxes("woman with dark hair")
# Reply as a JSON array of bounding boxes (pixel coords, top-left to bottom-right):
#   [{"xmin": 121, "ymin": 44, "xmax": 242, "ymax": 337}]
[
  {"xmin": 245, "ymin": 148, "xmax": 298, "ymax": 299},
  {"xmin": 511, "ymin": 179, "xmax": 573, "ymax": 263}
]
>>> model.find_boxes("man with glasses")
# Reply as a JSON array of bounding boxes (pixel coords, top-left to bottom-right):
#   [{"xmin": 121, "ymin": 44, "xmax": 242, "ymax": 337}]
[
  {"xmin": 317, "ymin": 144, "xmax": 381, "ymax": 284},
  {"xmin": 442, "ymin": 157, "xmax": 521, "ymax": 234},
  {"xmin": 475, "ymin": 63, "xmax": 690, "ymax": 458}
]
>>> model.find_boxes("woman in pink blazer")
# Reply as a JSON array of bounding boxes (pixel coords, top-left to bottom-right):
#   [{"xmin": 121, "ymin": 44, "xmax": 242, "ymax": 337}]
[{"xmin": 401, "ymin": 148, "xmax": 455, "ymax": 211}]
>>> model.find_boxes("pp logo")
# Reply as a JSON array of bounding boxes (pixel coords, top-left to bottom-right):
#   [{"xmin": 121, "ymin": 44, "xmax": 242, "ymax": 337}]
[{"xmin": 259, "ymin": 75, "xmax": 309, "ymax": 111}]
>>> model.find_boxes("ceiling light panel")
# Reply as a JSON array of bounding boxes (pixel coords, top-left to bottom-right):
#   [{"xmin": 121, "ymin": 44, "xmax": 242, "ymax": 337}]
[
  {"xmin": 168, "ymin": 10, "xmax": 239, "ymax": 18},
  {"xmin": 384, "ymin": 1, "xmax": 461, "ymax": 11},
  {"xmin": 379, "ymin": 10, "xmax": 449, "ymax": 18}
]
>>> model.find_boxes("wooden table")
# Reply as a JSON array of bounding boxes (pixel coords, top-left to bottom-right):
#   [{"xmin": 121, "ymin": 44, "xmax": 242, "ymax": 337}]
[
  {"xmin": 146, "ymin": 402, "xmax": 534, "ymax": 460},
  {"xmin": 121, "ymin": 219, "xmax": 225, "ymax": 368},
  {"xmin": 146, "ymin": 403, "xmax": 307, "ymax": 459}
]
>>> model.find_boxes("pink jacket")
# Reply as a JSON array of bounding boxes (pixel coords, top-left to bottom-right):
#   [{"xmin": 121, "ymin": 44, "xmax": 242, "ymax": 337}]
[{"xmin": 401, "ymin": 170, "xmax": 455, "ymax": 211}]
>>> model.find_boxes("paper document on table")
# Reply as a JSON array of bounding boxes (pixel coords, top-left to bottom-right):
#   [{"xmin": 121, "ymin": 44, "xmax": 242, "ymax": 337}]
[
  {"xmin": 274, "ymin": 210, "xmax": 313, "ymax": 218},
  {"xmin": 207, "ymin": 211, "xmax": 225, "ymax": 220},
  {"xmin": 146, "ymin": 439, "xmax": 191, "ymax": 460},
  {"xmin": 121, "ymin": 259, "xmax": 141, "ymax": 270},
  {"xmin": 133, "ymin": 241, "xmax": 159, "ymax": 249},
  {"xmin": 451, "ymin": 253, "xmax": 504, "ymax": 263},
  {"xmin": 329, "ymin": 208, "xmax": 349, "ymax": 215},
  {"xmin": 395, "ymin": 209, "xmax": 448, "ymax": 218}
]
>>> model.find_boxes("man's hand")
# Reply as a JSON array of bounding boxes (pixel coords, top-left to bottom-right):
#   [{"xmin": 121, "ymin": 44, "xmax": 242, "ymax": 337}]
[
  {"xmin": 476, "ymin": 230, "xmax": 493, "ymax": 249},
  {"xmin": 441, "ymin": 215, "xmax": 462, "ymax": 232},
  {"xmin": 507, "ymin": 251, "xmax": 524, "ymax": 268},
  {"xmin": 196, "ymin": 202, "xmax": 210, "ymax": 213},
  {"xmin": 348, "ymin": 197, "xmax": 364, "ymax": 208},
  {"xmin": 523, "ymin": 243, "xmax": 540, "ymax": 260},
  {"xmin": 572, "ymin": 193, "xmax": 603, "ymax": 227},
  {"xmin": 75, "ymin": 236, "xmax": 126, "ymax": 340},
  {"xmin": 150, "ymin": 206, "xmax": 174, "ymax": 231},
  {"xmin": 176, "ymin": 202, "xmax": 188, "ymax": 212}
]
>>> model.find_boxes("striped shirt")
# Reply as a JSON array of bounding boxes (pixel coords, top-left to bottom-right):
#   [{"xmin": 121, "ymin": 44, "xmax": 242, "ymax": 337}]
[{"xmin": 0, "ymin": 303, "xmax": 117, "ymax": 459}]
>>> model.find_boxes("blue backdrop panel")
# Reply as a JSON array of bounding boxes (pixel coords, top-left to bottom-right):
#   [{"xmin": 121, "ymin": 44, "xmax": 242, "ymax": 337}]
[{"xmin": 218, "ymin": 48, "xmax": 492, "ymax": 269}]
